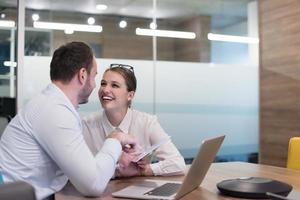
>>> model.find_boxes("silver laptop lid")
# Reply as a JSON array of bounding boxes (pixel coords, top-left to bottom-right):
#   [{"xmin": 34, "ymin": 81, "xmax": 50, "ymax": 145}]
[
  {"xmin": 175, "ymin": 135, "xmax": 225, "ymax": 199},
  {"xmin": 111, "ymin": 135, "xmax": 225, "ymax": 200}
]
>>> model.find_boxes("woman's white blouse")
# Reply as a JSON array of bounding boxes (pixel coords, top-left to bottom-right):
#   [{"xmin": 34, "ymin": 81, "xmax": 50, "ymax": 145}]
[{"xmin": 82, "ymin": 109, "xmax": 186, "ymax": 176}]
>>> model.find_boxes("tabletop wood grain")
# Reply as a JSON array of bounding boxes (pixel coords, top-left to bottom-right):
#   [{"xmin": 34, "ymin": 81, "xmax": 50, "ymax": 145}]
[{"xmin": 55, "ymin": 162, "xmax": 300, "ymax": 200}]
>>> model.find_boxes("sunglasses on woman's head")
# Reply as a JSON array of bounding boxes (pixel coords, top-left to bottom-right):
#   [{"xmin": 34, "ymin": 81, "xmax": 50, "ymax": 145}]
[{"xmin": 110, "ymin": 63, "xmax": 134, "ymax": 73}]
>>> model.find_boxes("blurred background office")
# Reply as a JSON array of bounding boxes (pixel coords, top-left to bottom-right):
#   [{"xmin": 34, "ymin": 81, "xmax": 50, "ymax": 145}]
[{"xmin": 0, "ymin": 0, "xmax": 263, "ymax": 165}]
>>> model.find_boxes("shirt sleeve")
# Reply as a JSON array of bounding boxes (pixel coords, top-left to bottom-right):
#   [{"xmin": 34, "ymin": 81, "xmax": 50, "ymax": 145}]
[
  {"xmin": 34, "ymin": 105, "xmax": 122, "ymax": 196},
  {"xmin": 82, "ymin": 114, "xmax": 120, "ymax": 179},
  {"xmin": 146, "ymin": 116, "xmax": 186, "ymax": 176},
  {"xmin": 82, "ymin": 116, "xmax": 99, "ymax": 155}
]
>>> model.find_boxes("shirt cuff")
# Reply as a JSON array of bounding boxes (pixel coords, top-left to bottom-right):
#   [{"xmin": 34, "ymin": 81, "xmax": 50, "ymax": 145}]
[
  {"xmin": 150, "ymin": 163, "xmax": 161, "ymax": 176},
  {"xmin": 100, "ymin": 138, "xmax": 122, "ymax": 163}
]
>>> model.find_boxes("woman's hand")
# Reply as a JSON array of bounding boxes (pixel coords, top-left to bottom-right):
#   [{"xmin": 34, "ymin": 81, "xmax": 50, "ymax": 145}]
[
  {"xmin": 137, "ymin": 156, "xmax": 153, "ymax": 176},
  {"xmin": 136, "ymin": 155, "xmax": 150, "ymax": 168}
]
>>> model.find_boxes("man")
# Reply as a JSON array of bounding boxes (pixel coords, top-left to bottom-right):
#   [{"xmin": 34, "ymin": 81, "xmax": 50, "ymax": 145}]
[{"xmin": 0, "ymin": 42, "xmax": 137, "ymax": 200}]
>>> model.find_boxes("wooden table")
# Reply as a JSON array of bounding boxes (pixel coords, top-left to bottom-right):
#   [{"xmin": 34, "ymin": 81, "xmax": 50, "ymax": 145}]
[{"xmin": 55, "ymin": 162, "xmax": 300, "ymax": 200}]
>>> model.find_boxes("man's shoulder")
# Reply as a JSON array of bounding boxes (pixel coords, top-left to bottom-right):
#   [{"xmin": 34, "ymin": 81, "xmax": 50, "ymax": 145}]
[
  {"xmin": 25, "ymin": 89, "xmax": 63, "ymax": 110},
  {"xmin": 23, "ymin": 92, "xmax": 51, "ymax": 110},
  {"xmin": 23, "ymin": 88, "xmax": 77, "ymax": 122}
]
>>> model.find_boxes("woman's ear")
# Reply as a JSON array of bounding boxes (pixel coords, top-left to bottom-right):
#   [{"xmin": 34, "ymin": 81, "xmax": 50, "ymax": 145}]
[{"xmin": 128, "ymin": 91, "xmax": 135, "ymax": 101}]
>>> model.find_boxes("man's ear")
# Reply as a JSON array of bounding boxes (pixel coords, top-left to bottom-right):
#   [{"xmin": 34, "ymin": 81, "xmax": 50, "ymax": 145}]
[{"xmin": 78, "ymin": 68, "xmax": 87, "ymax": 85}]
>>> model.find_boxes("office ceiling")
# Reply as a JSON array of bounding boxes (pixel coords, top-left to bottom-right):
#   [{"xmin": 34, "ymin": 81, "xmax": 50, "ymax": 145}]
[
  {"xmin": 0, "ymin": 0, "xmax": 255, "ymax": 28},
  {"xmin": 0, "ymin": 0, "xmax": 254, "ymax": 18}
]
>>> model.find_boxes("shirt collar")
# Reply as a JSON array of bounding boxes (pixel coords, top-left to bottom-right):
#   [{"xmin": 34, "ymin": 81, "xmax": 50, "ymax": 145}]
[
  {"xmin": 47, "ymin": 83, "xmax": 73, "ymax": 106},
  {"xmin": 46, "ymin": 83, "xmax": 81, "ymax": 121},
  {"xmin": 101, "ymin": 108, "xmax": 132, "ymax": 136}
]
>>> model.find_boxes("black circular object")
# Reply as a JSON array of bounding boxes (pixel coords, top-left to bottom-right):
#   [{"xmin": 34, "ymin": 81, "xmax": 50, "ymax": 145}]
[{"xmin": 217, "ymin": 177, "xmax": 293, "ymax": 199}]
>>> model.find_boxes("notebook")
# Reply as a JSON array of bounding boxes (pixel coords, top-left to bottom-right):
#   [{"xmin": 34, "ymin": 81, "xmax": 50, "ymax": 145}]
[{"xmin": 112, "ymin": 135, "xmax": 225, "ymax": 200}]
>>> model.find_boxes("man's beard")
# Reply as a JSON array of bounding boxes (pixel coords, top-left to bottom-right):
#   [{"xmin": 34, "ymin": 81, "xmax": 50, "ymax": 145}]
[{"xmin": 78, "ymin": 79, "xmax": 93, "ymax": 104}]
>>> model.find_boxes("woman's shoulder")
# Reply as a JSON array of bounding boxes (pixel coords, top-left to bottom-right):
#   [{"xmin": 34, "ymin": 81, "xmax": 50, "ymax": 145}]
[
  {"xmin": 82, "ymin": 112, "xmax": 103, "ymax": 125},
  {"xmin": 131, "ymin": 109, "xmax": 158, "ymax": 122}
]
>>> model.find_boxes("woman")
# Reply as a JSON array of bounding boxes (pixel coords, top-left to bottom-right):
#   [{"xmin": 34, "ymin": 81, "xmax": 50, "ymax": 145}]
[{"xmin": 82, "ymin": 64, "xmax": 185, "ymax": 177}]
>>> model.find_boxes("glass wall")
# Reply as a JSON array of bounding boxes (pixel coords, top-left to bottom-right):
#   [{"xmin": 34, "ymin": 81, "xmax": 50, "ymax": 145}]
[
  {"xmin": 0, "ymin": 3, "xmax": 17, "ymax": 96},
  {"xmin": 154, "ymin": 0, "xmax": 258, "ymax": 162},
  {"xmin": 0, "ymin": 1, "xmax": 17, "ymax": 119},
  {"xmin": 2, "ymin": 0, "xmax": 259, "ymax": 162}
]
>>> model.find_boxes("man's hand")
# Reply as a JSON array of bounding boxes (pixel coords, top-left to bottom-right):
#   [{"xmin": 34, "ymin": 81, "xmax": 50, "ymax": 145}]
[
  {"xmin": 119, "ymin": 152, "xmax": 135, "ymax": 168},
  {"xmin": 117, "ymin": 162, "xmax": 141, "ymax": 177},
  {"xmin": 116, "ymin": 152, "xmax": 142, "ymax": 177},
  {"xmin": 108, "ymin": 131, "xmax": 138, "ymax": 153},
  {"xmin": 116, "ymin": 151, "xmax": 153, "ymax": 177}
]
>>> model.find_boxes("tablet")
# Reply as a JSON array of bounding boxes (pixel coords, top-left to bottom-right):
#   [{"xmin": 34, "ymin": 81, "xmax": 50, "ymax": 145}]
[{"xmin": 133, "ymin": 137, "xmax": 170, "ymax": 162}]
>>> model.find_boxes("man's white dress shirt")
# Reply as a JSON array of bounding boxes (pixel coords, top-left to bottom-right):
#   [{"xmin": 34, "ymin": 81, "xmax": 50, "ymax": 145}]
[
  {"xmin": 83, "ymin": 109, "xmax": 185, "ymax": 176},
  {"xmin": 0, "ymin": 83, "xmax": 122, "ymax": 200}
]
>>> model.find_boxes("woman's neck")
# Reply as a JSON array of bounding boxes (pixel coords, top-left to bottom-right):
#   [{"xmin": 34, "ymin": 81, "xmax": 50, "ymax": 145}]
[{"xmin": 105, "ymin": 107, "xmax": 128, "ymax": 127}]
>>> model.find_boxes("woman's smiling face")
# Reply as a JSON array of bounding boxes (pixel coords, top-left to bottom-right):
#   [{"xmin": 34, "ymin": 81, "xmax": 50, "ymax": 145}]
[{"xmin": 99, "ymin": 70, "xmax": 134, "ymax": 111}]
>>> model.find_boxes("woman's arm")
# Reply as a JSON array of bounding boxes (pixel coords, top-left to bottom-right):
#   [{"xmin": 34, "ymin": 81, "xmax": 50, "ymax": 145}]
[{"xmin": 142, "ymin": 115, "xmax": 186, "ymax": 176}]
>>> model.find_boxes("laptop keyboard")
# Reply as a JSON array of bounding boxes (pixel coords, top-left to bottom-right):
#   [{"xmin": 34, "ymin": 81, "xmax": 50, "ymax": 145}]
[{"xmin": 144, "ymin": 183, "xmax": 182, "ymax": 196}]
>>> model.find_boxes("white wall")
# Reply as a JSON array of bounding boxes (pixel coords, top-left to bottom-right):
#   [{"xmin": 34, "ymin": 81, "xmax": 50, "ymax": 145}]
[{"xmin": 155, "ymin": 62, "xmax": 258, "ymax": 158}]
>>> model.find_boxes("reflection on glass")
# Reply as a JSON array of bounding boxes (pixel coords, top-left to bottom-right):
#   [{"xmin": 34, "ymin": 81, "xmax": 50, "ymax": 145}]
[
  {"xmin": 155, "ymin": 0, "xmax": 257, "ymax": 63},
  {"xmin": 25, "ymin": 30, "xmax": 50, "ymax": 56},
  {"xmin": 0, "ymin": 1, "xmax": 17, "ymax": 120},
  {"xmin": 21, "ymin": 0, "xmax": 257, "ymax": 63},
  {"xmin": 0, "ymin": 30, "xmax": 11, "ymax": 74},
  {"xmin": 0, "ymin": 4, "xmax": 17, "ymax": 99}
]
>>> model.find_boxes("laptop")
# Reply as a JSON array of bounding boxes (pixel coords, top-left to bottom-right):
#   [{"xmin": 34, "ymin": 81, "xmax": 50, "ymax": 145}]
[{"xmin": 112, "ymin": 135, "xmax": 225, "ymax": 200}]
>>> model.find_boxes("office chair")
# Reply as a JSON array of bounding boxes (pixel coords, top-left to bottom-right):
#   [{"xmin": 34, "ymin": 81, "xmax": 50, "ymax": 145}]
[
  {"xmin": 0, "ymin": 181, "xmax": 36, "ymax": 200},
  {"xmin": 287, "ymin": 137, "xmax": 300, "ymax": 170}
]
